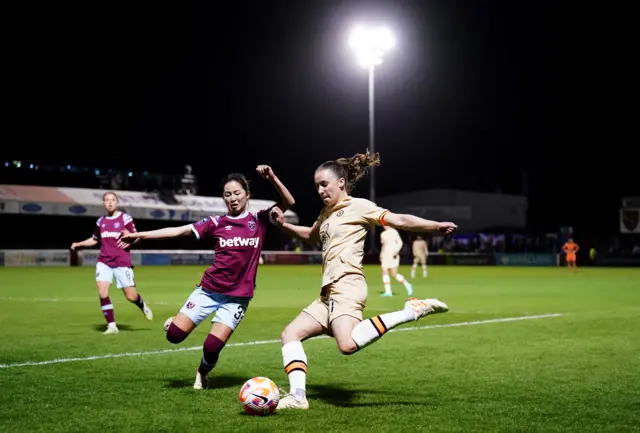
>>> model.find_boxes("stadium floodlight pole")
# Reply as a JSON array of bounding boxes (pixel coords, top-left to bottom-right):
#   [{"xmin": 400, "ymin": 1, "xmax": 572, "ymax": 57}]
[{"xmin": 348, "ymin": 25, "xmax": 395, "ymax": 254}]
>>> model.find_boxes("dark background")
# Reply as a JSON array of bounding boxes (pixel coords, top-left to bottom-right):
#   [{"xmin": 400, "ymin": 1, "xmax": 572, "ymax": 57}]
[{"xmin": 2, "ymin": 0, "xmax": 634, "ymax": 237}]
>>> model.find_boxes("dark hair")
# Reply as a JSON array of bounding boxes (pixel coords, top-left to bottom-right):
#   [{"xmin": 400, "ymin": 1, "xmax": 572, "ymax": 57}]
[
  {"xmin": 316, "ymin": 151, "xmax": 380, "ymax": 193},
  {"xmin": 222, "ymin": 173, "xmax": 250, "ymax": 194},
  {"xmin": 103, "ymin": 191, "xmax": 119, "ymax": 201}
]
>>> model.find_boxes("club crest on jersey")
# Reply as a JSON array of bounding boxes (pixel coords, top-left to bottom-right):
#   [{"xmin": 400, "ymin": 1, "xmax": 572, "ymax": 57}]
[
  {"xmin": 114, "ymin": 222, "xmax": 121, "ymax": 229},
  {"xmin": 248, "ymin": 221, "xmax": 256, "ymax": 231}
]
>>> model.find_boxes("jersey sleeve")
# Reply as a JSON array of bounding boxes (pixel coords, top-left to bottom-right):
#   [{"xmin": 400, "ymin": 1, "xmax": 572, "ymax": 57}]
[
  {"xmin": 190, "ymin": 216, "xmax": 217, "ymax": 240},
  {"xmin": 358, "ymin": 199, "xmax": 390, "ymax": 227},
  {"xmin": 256, "ymin": 206, "xmax": 275, "ymax": 225},
  {"xmin": 311, "ymin": 210, "xmax": 326, "ymax": 238},
  {"xmin": 92, "ymin": 218, "xmax": 102, "ymax": 240},
  {"xmin": 123, "ymin": 214, "xmax": 137, "ymax": 233}
]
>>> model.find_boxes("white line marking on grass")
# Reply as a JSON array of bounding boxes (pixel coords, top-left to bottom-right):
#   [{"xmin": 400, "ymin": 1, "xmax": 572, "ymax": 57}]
[
  {"xmin": 0, "ymin": 313, "xmax": 565, "ymax": 369},
  {"xmin": 0, "ymin": 297, "xmax": 172, "ymax": 305}
]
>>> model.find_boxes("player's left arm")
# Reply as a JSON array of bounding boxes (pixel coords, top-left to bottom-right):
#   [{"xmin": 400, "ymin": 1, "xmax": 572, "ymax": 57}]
[
  {"xmin": 383, "ymin": 212, "xmax": 457, "ymax": 235},
  {"xmin": 256, "ymin": 165, "xmax": 295, "ymax": 212}
]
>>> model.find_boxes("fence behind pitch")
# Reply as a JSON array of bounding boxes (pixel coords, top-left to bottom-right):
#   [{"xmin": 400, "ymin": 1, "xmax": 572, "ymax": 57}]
[{"xmin": 0, "ymin": 249, "xmax": 561, "ymax": 267}]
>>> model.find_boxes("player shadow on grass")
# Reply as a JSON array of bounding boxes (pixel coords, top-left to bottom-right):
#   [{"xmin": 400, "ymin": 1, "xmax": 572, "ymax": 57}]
[
  {"xmin": 91, "ymin": 324, "xmax": 143, "ymax": 332},
  {"xmin": 307, "ymin": 384, "xmax": 423, "ymax": 408},
  {"xmin": 165, "ymin": 374, "xmax": 247, "ymax": 390}
]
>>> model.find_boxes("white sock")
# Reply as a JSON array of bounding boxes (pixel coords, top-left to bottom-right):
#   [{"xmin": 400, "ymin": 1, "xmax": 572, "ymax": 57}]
[
  {"xmin": 411, "ymin": 264, "xmax": 417, "ymax": 278},
  {"xmin": 423, "ymin": 265, "xmax": 428, "ymax": 277},
  {"xmin": 282, "ymin": 341, "xmax": 307, "ymax": 399},
  {"xmin": 351, "ymin": 307, "xmax": 415, "ymax": 350},
  {"xmin": 395, "ymin": 273, "xmax": 410, "ymax": 289},
  {"xmin": 382, "ymin": 275, "xmax": 391, "ymax": 294}
]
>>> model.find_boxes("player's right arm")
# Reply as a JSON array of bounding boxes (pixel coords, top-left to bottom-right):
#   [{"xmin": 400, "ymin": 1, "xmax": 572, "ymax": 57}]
[
  {"xmin": 270, "ymin": 207, "xmax": 319, "ymax": 243},
  {"xmin": 70, "ymin": 237, "xmax": 98, "ymax": 250}
]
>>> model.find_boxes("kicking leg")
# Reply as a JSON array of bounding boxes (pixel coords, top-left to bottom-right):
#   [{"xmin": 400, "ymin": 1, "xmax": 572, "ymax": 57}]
[{"xmin": 349, "ymin": 298, "xmax": 448, "ymax": 351}]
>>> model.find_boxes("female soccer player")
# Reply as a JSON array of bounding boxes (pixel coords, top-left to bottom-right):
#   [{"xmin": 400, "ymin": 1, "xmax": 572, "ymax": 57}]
[
  {"xmin": 70, "ymin": 192, "xmax": 153, "ymax": 335},
  {"xmin": 411, "ymin": 235, "xmax": 429, "ymax": 278},
  {"xmin": 379, "ymin": 225, "xmax": 413, "ymax": 297},
  {"xmin": 119, "ymin": 165, "xmax": 294, "ymax": 389},
  {"xmin": 270, "ymin": 152, "xmax": 457, "ymax": 410}
]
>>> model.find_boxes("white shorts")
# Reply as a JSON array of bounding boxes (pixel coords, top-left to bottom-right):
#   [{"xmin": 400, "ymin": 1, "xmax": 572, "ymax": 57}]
[
  {"xmin": 179, "ymin": 287, "xmax": 251, "ymax": 331},
  {"xmin": 380, "ymin": 255, "xmax": 400, "ymax": 269},
  {"xmin": 96, "ymin": 262, "xmax": 135, "ymax": 289}
]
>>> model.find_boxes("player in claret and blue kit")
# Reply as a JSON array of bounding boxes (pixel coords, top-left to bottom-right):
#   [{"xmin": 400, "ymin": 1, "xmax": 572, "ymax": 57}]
[
  {"xmin": 71, "ymin": 192, "xmax": 153, "ymax": 335},
  {"xmin": 119, "ymin": 165, "xmax": 294, "ymax": 389}
]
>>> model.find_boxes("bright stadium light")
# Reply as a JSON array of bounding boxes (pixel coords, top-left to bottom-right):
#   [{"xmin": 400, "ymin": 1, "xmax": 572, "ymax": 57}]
[
  {"xmin": 348, "ymin": 24, "xmax": 395, "ymax": 254},
  {"xmin": 348, "ymin": 26, "xmax": 395, "ymax": 68}
]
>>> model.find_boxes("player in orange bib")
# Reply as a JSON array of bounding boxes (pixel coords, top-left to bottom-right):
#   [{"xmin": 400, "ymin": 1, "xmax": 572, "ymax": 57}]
[{"xmin": 562, "ymin": 238, "xmax": 579, "ymax": 272}]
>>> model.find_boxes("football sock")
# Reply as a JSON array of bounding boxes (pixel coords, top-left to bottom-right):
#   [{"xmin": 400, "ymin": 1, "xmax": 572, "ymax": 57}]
[
  {"xmin": 351, "ymin": 307, "xmax": 415, "ymax": 350},
  {"xmin": 395, "ymin": 273, "xmax": 411, "ymax": 289},
  {"xmin": 382, "ymin": 275, "xmax": 392, "ymax": 294},
  {"xmin": 166, "ymin": 322, "xmax": 189, "ymax": 344},
  {"xmin": 282, "ymin": 341, "xmax": 307, "ymax": 399},
  {"xmin": 130, "ymin": 294, "xmax": 145, "ymax": 311},
  {"xmin": 99, "ymin": 297, "xmax": 115, "ymax": 324},
  {"xmin": 198, "ymin": 334, "xmax": 225, "ymax": 376}
]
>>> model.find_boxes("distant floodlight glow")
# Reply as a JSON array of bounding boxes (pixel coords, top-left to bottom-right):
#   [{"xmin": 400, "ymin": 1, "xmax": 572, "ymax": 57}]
[{"xmin": 348, "ymin": 25, "xmax": 395, "ymax": 68}]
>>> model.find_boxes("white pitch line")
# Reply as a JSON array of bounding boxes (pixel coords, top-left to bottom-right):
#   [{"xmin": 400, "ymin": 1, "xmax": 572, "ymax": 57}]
[
  {"xmin": 0, "ymin": 313, "xmax": 565, "ymax": 369},
  {"xmin": 0, "ymin": 297, "xmax": 172, "ymax": 305}
]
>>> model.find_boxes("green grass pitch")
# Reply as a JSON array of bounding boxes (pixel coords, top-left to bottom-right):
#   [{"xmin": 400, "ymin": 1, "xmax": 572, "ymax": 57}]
[{"xmin": 1, "ymin": 265, "xmax": 639, "ymax": 432}]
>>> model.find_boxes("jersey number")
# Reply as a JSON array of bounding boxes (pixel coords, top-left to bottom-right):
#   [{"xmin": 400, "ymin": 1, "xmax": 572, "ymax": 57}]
[{"xmin": 233, "ymin": 305, "xmax": 246, "ymax": 321}]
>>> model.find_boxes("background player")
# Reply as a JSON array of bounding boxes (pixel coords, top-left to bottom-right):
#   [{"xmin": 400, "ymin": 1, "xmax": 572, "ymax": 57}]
[
  {"xmin": 411, "ymin": 235, "xmax": 429, "ymax": 278},
  {"xmin": 379, "ymin": 225, "xmax": 412, "ymax": 297},
  {"xmin": 119, "ymin": 165, "xmax": 294, "ymax": 389},
  {"xmin": 562, "ymin": 238, "xmax": 579, "ymax": 272},
  {"xmin": 70, "ymin": 192, "xmax": 152, "ymax": 335},
  {"xmin": 270, "ymin": 152, "xmax": 456, "ymax": 410}
]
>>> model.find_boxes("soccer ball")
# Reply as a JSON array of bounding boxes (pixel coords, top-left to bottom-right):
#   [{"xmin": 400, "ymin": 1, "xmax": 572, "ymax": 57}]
[
  {"xmin": 238, "ymin": 377, "xmax": 280, "ymax": 415},
  {"xmin": 163, "ymin": 316, "xmax": 175, "ymax": 331}
]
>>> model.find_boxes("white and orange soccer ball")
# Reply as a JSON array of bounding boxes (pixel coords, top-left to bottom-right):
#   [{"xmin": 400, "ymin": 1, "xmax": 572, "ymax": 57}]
[{"xmin": 238, "ymin": 377, "xmax": 280, "ymax": 416}]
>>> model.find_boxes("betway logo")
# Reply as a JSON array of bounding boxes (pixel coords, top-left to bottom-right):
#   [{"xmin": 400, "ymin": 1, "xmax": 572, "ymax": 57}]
[
  {"xmin": 101, "ymin": 231, "xmax": 121, "ymax": 239},
  {"xmin": 219, "ymin": 237, "xmax": 260, "ymax": 248}
]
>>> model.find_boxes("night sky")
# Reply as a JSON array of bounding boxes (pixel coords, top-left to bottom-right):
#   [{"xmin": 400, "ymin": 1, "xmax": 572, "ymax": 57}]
[{"xmin": 4, "ymin": 1, "xmax": 634, "ymax": 234}]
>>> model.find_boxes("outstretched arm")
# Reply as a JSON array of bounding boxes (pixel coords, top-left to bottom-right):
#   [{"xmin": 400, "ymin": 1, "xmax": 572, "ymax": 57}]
[
  {"xmin": 256, "ymin": 165, "xmax": 295, "ymax": 212},
  {"xmin": 270, "ymin": 207, "xmax": 319, "ymax": 243},
  {"xmin": 70, "ymin": 237, "xmax": 98, "ymax": 250},
  {"xmin": 383, "ymin": 212, "xmax": 457, "ymax": 235},
  {"xmin": 118, "ymin": 224, "xmax": 194, "ymax": 247}
]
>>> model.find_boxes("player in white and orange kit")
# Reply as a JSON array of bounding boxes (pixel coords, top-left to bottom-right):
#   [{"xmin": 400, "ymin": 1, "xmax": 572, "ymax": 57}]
[
  {"xmin": 270, "ymin": 151, "xmax": 457, "ymax": 410},
  {"xmin": 411, "ymin": 235, "xmax": 428, "ymax": 278},
  {"xmin": 379, "ymin": 225, "xmax": 413, "ymax": 296}
]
